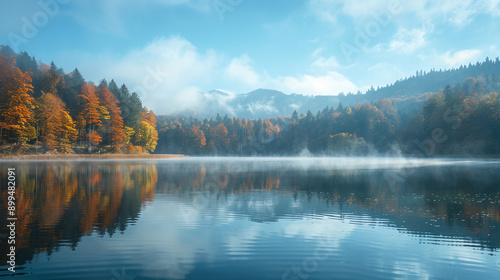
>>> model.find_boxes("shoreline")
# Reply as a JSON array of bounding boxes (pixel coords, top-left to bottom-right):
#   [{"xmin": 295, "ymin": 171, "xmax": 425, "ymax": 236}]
[
  {"xmin": 1, "ymin": 154, "xmax": 498, "ymax": 161},
  {"xmin": 0, "ymin": 154, "xmax": 187, "ymax": 160}
]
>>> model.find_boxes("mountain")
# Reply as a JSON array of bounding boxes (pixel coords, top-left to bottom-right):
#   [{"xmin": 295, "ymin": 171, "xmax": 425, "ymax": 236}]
[
  {"xmin": 177, "ymin": 89, "xmax": 341, "ymax": 119},
  {"xmin": 170, "ymin": 57, "xmax": 500, "ymax": 119},
  {"xmin": 228, "ymin": 89, "xmax": 343, "ymax": 119}
]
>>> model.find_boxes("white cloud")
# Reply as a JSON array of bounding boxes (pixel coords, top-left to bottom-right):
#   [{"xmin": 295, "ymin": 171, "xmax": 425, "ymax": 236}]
[
  {"xmin": 483, "ymin": 0, "xmax": 500, "ymax": 16},
  {"xmin": 363, "ymin": 24, "xmax": 431, "ymax": 56},
  {"xmin": 340, "ymin": 0, "xmax": 399, "ymax": 17},
  {"xmin": 397, "ymin": 0, "xmax": 500, "ymax": 26},
  {"xmin": 308, "ymin": 0, "xmax": 398, "ymax": 23},
  {"xmin": 402, "ymin": 0, "xmax": 489, "ymax": 26},
  {"xmin": 438, "ymin": 49, "xmax": 482, "ymax": 67},
  {"xmin": 224, "ymin": 54, "xmax": 261, "ymax": 88},
  {"xmin": 307, "ymin": 0, "xmax": 343, "ymax": 23},
  {"xmin": 312, "ymin": 56, "xmax": 340, "ymax": 69},
  {"xmin": 387, "ymin": 27, "xmax": 427, "ymax": 53},
  {"xmin": 80, "ymin": 36, "xmax": 218, "ymax": 114},
  {"xmin": 310, "ymin": 48, "xmax": 340, "ymax": 69},
  {"xmin": 215, "ymin": 50, "xmax": 360, "ymax": 97},
  {"xmin": 308, "ymin": 0, "xmax": 500, "ymax": 26},
  {"xmin": 275, "ymin": 71, "xmax": 360, "ymax": 95}
]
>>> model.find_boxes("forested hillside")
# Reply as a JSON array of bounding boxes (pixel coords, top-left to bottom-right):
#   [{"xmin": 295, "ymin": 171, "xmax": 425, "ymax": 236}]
[
  {"xmin": 167, "ymin": 58, "xmax": 500, "ymax": 119},
  {"xmin": 368, "ymin": 57, "xmax": 500, "ymax": 100},
  {"xmin": 156, "ymin": 76, "xmax": 500, "ymax": 157},
  {"xmin": 0, "ymin": 46, "xmax": 158, "ymax": 154}
]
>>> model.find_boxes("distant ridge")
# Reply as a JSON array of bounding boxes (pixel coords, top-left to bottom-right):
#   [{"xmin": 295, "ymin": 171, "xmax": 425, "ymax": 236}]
[{"xmin": 168, "ymin": 57, "xmax": 500, "ymax": 119}]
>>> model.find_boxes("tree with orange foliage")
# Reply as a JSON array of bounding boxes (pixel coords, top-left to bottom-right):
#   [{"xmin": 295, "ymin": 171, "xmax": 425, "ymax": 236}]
[
  {"xmin": 96, "ymin": 82, "xmax": 125, "ymax": 151},
  {"xmin": 79, "ymin": 83, "xmax": 101, "ymax": 127},
  {"xmin": 141, "ymin": 108, "xmax": 156, "ymax": 126},
  {"xmin": 215, "ymin": 123, "xmax": 229, "ymax": 143},
  {"xmin": 0, "ymin": 54, "xmax": 36, "ymax": 148},
  {"xmin": 36, "ymin": 92, "xmax": 66, "ymax": 150},
  {"xmin": 78, "ymin": 83, "xmax": 103, "ymax": 152},
  {"xmin": 88, "ymin": 130, "xmax": 102, "ymax": 146},
  {"xmin": 188, "ymin": 125, "xmax": 206, "ymax": 153},
  {"xmin": 36, "ymin": 92, "xmax": 77, "ymax": 153},
  {"xmin": 215, "ymin": 123, "xmax": 229, "ymax": 151}
]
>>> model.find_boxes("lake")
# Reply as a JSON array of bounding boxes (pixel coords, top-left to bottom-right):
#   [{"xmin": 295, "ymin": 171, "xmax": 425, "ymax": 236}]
[{"xmin": 1, "ymin": 157, "xmax": 499, "ymax": 279}]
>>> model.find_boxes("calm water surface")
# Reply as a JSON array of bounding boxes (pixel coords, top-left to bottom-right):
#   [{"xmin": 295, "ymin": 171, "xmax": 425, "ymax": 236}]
[{"xmin": 0, "ymin": 157, "xmax": 499, "ymax": 279}]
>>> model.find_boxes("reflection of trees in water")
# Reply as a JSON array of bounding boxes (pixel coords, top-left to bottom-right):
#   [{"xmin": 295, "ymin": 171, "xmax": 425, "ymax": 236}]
[
  {"xmin": 156, "ymin": 161, "xmax": 500, "ymax": 249},
  {"xmin": 0, "ymin": 160, "xmax": 498, "ymax": 266},
  {"xmin": 0, "ymin": 162, "xmax": 158, "ymax": 265}
]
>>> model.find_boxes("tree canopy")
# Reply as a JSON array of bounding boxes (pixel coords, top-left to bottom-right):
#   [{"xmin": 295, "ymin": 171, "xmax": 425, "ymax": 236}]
[{"xmin": 0, "ymin": 49, "xmax": 157, "ymax": 154}]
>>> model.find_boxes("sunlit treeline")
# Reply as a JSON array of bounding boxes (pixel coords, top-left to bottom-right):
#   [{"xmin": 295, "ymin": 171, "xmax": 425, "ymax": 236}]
[
  {"xmin": 0, "ymin": 163, "xmax": 157, "ymax": 265},
  {"xmin": 0, "ymin": 46, "xmax": 158, "ymax": 154}
]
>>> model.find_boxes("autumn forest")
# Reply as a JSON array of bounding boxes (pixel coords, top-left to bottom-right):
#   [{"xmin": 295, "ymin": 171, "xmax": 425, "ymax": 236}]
[
  {"xmin": 1, "ymin": 45, "xmax": 500, "ymax": 157},
  {"xmin": 0, "ymin": 46, "xmax": 158, "ymax": 154}
]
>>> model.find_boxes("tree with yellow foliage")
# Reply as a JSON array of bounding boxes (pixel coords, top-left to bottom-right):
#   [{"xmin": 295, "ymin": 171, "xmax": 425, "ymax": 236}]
[
  {"xmin": 56, "ymin": 111, "xmax": 78, "ymax": 153},
  {"xmin": 36, "ymin": 92, "xmax": 65, "ymax": 149},
  {"xmin": 135, "ymin": 108, "xmax": 158, "ymax": 153},
  {"xmin": 36, "ymin": 92, "xmax": 77, "ymax": 153}
]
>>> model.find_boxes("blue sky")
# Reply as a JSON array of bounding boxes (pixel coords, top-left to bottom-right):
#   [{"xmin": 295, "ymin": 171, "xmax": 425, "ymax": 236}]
[{"xmin": 1, "ymin": 0, "xmax": 500, "ymax": 113}]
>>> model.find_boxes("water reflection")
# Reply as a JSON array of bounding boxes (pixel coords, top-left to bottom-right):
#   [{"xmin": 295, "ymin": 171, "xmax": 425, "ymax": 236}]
[
  {"xmin": 0, "ymin": 158, "xmax": 499, "ymax": 279},
  {"xmin": 155, "ymin": 158, "xmax": 500, "ymax": 249},
  {"xmin": 0, "ymin": 162, "xmax": 157, "ymax": 267}
]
